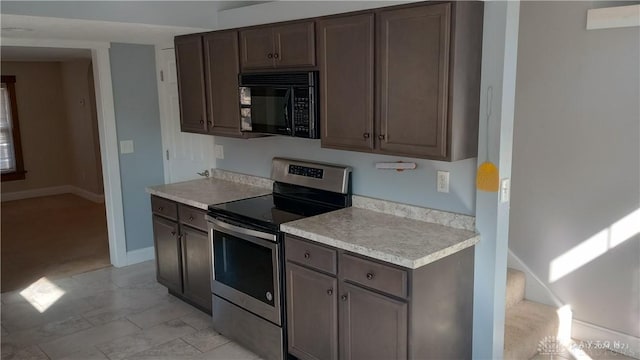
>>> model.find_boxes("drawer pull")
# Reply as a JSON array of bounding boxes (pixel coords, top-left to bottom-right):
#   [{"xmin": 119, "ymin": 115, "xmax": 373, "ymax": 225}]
[
  {"xmin": 188, "ymin": 216, "xmax": 194, "ymax": 221},
  {"xmin": 366, "ymin": 272, "xmax": 375, "ymax": 280},
  {"xmin": 158, "ymin": 206, "xmax": 164, "ymax": 212},
  {"xmin": 304, "ymin": 252, "xmax": 311, "ymax": 260},
  {"xmin": 341, "ymin": 294, "xmax": 348, "ymax": 301},
  {"xmin": 327, "ymin": 288, "xmax": 333, "ymax": 296},
  {"xmin": 171, "ymin": 231, "xmax": 176, "ymax": 236}
]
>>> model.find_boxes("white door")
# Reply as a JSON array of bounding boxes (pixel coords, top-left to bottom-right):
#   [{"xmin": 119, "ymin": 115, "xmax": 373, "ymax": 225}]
[{"xmin": 157, "ymin": 47, "xmax": 215, "ymax": 183}]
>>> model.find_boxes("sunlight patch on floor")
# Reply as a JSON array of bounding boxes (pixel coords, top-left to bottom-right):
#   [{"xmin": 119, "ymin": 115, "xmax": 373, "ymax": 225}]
[{"xmin": 19, "ymin": 277, "xmax": 66, "ymax": 313}]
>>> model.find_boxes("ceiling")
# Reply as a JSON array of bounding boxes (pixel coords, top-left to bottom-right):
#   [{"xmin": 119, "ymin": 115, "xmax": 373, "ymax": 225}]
[
  {"xmin": 0, "ymin": 14, "xmax": 211, "ymax": 45},
  {"xmin": 0, "ymin": 1, "xmax": 268, "ymax": 29},
  {"xmin": 1, "ymin": 46, "xmax": 92, "ymax": 61}
]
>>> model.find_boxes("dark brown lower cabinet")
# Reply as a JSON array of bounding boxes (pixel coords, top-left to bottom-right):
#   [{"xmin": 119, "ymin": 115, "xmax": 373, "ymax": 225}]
[
  {"xmin": 181, "ymin": 226, "xmax": 212, "ymax": 312},
  {"xmin": 340, "ymin": 282, "xmax": 408, "ymax": 360},
  {"xmin": 151, "ymin": 196, "xmax": 212, "ymax": 313},
  {"xmin": 286, "ymin": 262, "xmax": 338, "ymax": 360},
  {"xmin": 285, "ymin": 234, "xmax": 474, "ymax": 360},
  {"xmin": 153, "ymin": 215, "xmax": 182, "ymax": 292}
]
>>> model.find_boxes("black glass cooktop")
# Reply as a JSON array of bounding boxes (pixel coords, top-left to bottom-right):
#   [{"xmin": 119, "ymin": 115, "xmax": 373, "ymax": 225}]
[
  {"xmin": 209, "ymin": 195, "xmax": 300, "ymax": 231},
  {"xmin": 208, "ymin": 189, "xmax": 347, "ymax": 233}
]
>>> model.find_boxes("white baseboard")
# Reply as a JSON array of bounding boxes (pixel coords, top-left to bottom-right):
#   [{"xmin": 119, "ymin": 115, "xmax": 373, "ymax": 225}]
[
  {"xmin": 1, "ymin": 185, "xmax": 104, "ymax": 203},
  {"xmin": 507, "ymin": 249, "xmax": 564, "ymax": 307},
  {"xmin": 1, "ymin": 185, "xmax": 72, "ymax": 202},
  {"xmin": 70, "ymin": 186, "xmax": 105, "ymax": 203},
  {"xmin": 125, "ymin": 246, "xmax": 155, "ymax": 266},
  {"xmin": 572, "ymin": 319, "xmax": 640, "ymax": 359}
]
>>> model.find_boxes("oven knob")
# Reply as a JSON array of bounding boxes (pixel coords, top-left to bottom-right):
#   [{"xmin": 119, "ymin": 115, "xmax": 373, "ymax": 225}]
[{"xmin": 266, "ymin": 292, "xmax": 273, "ymax": 301}]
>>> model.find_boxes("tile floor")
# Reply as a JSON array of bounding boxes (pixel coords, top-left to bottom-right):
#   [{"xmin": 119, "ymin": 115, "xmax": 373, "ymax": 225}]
[{"xmin": 1, "ymin": 261, "xmax": 261, "ymax": 360}]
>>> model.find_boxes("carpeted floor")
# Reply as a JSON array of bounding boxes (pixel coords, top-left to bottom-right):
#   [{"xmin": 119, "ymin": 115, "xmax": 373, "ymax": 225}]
[{"xmin": 1, "ymin": 193, "xmax": 111, "ymax": 293}]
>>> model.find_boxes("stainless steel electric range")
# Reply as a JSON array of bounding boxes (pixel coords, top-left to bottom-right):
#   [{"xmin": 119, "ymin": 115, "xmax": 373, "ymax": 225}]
[{"xmin": 206, "ymin": 158, "xmax": 352, "ymax": 360}]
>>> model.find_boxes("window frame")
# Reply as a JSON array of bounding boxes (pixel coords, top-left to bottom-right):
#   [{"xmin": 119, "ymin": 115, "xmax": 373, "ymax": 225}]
[{"xmin": 1, "ymin": 75, "xmax": 26, "ymax": 182}]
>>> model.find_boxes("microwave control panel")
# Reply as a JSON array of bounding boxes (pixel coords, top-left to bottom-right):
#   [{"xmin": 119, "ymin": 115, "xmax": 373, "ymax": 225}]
[{"xmin": 288, "ymin": 165, "xmax": 324, "ymax": 179}]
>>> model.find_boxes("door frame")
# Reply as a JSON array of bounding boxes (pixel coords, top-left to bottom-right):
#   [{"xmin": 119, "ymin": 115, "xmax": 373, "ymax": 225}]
[
  {"xmin": 2, "ymin": 37, "xmax": 128, "ymax": 267},
  {"xmin": 155, "ymin": 43, "xmax": 174, "ymax": 183}
]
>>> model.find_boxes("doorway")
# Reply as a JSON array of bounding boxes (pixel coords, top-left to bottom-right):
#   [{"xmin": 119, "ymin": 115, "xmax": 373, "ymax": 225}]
[
  {"xmin": 0, "ymin": 47, "xmax": 111, "ymax": 292},
  {"xmin": 0, "ymin": 37, "xmax": 128, "ymax": 274}
]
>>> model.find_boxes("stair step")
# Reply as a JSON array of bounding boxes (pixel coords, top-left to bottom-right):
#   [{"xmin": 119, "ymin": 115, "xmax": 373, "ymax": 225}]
[
  {"xmin": 504, "ymin": 300, "xmax": 560, "ymax": 360},
  {"xmin": 506, "ymin": 268, "xmax": 526, "ymax": 309}
]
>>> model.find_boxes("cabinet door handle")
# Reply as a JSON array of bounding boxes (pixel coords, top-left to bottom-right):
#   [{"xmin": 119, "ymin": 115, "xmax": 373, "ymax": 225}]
[
  {"xmin": 273, "ymin": 53, "xmax": 279, "ymax": 59},
  {"xmin": 303, "ymin": 252, "xmax": 311, "ymax": 260},
  {"xmin": 207, "ymin": 120, "xmax": 212, "ymax": 127},
  {"xmin": 341, "ymin": 294, "xmax": 348, "ymax": 301},
  {"xmin": 363, "ymin": 132, "xmax": 370, "ymax": 139},
  {"xmin": 199, "ymin": 119, "xmax": 205, "ymax": 125},
  {"xmin": 267, "ymin": 53, "xmax": 273, "ymax": 59},
  {"xmin": 378, "ymin": 134, "xmax": 385, "ymax": 140},
  {"xmin": 366, "ymin": 272, "xmax": 375, "ymax": 280},
  {"xmin": 327, "ymin": 288, "xmax": 333, "ymax": 296}
]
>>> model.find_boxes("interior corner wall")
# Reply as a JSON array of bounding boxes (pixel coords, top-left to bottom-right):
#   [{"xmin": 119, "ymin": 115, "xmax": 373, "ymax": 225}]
[
  {"xmin": 109, "ymin": 43, "xmax": 164, "ymax": 252},
  {"xmin": 60, "ymin": 59, "xmax": 103, "ymax": 196},
  {"xmin": 0, "ymin": 61, "xmax": 73, "ymax": 193},
  {"xmin": 510, "ymin": 1, "xmax": 639, "ymax": 337}
]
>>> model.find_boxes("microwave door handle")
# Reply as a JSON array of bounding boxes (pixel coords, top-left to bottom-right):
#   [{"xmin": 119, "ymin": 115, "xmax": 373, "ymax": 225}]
[{"xmin": 284, "ymin": 88, "xmax": 292, "ymax": 133}]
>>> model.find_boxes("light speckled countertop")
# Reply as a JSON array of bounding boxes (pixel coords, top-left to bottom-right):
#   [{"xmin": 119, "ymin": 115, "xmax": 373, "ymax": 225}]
[
  {"xmin": 146, "ymin": 178, "xmax": 271, "ymax": 210},
  {"xmin": 281, "ymin": 207, "xmax": 479, "ymax": 269}
]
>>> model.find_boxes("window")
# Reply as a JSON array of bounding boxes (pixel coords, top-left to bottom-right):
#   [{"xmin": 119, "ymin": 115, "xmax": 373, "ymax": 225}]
[{"xmin": 1, "ymin": 75, "xmax": 26, "ymax": 181}]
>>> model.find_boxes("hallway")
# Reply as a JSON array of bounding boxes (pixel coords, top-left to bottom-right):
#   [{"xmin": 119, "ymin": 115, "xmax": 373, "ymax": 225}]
[{"xmin": 1, "ymin": 193, "xmax": 110, "ymax": 292}]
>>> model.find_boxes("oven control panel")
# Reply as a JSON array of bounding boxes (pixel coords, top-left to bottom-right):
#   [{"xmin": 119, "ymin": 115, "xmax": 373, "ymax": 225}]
[{"xmin": 288, "ymin": 165, "xmax": 324, "ymax": 179}]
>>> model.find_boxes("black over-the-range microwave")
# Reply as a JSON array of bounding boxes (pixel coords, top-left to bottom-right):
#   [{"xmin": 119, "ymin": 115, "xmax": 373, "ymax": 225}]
[{"xmin": 239, "ymin": 71, "xmax": 319, "ymax": 139}]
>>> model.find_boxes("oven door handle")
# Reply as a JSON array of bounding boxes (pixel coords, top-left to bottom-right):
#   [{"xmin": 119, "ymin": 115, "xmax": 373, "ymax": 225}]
[{"xmin": 206, "ymin": 215, "xmax": 277, "ymax": 242}]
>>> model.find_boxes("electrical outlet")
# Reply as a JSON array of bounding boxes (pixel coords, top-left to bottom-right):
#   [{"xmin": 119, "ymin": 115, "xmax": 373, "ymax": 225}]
[
  {"xmin": 214, "ymin": 145, "xmax": 224, "ymax": 159},
  {"xmin": 437, "ymin": 171, "xmax": 450, "ymax": 193}
]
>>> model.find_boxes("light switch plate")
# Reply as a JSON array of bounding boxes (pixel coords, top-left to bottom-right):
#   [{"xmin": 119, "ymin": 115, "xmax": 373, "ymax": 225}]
[
  {"xmin": 214, "ymin": 145, "xmax": 224, "ymax": 159},
  {"xmin": 120, "ymin": 140, "xmax": 134, "ymax": 154},
  {"xmin": 500, "ymin": 178, "xmax": 511, "ymax": 203}
]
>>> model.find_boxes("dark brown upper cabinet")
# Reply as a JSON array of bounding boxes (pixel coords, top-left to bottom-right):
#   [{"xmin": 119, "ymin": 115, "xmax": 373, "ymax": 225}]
[
  {"xmin": 203, "ymin": 30, "xmax": 243, "ymax": 137},
  {"xmin": 320, "ymin": 2, "xmax": 483, "ymax": 161},
  {"xmin": 176, "ymin": 31, "xmax": 245, "ymax": 137},
  {"xmin": 376, "ymin": 3, "xmax": 451, "ymax": 159},
  {"xmin": 240, "ymin": 21, "xmax": 316, "ymax": 70},
  {"xmin": 318, "ymin": 14, "xmax": 375, "ymax": 152},
  {"xmin": 175, "ymin": 34, "xmax": 207, "ymax": 134}
]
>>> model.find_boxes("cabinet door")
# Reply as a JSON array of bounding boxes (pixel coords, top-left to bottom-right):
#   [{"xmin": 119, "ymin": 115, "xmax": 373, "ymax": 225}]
[
  {"xmin": 273, "ymin": 22, "xmax": 315, "ymax": 68},
  {"xmin": 339, "ymin": 282, "xmax": 407, "ymax": 360},
  {"xmin": 203, "ymin": 31, "xmax": 242, "ymax": 137},
  {"xmin": 240, "ymin": 28, "xmax": 275, "ymax": 70},
  {"xmin": 318, "ymin": 14, "xmax": 375, "ymax": 152},
  {"xmin": 286, "ymin": 262, "xmax": 338, "ymax": 360},
  {"xmin": 153, "ymin": 215, "xmax": 182, "ymax": 293},
  {"xmin": 377, "ymin": 3, "xmax": 451, "ymax": 159},
  {"xmin": 175, "ymin": 35, "xmax": 208, "ymax": 134},
  {"xmin": 181, "ymin": 226, "xmax": 212, "ymax": 312}
]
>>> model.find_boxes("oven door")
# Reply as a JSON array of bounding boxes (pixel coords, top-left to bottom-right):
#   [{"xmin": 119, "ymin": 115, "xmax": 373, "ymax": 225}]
[
  {"xmin": 207, "ymin": 216, "xmax": 281, "ymax": 326},
  {"xmin": 240, "ymin": 86, "xmax": 293, "ymax": 136}
]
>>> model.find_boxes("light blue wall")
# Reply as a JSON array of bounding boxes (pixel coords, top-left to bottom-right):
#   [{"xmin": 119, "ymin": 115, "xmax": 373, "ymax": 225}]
[
  {"xmin": 110, "ymin": 43, "xmax": 164, "ymax": 251},
  {"xmin": 216, "ymin": 136, "xmax": 477, "ymax": 215}
]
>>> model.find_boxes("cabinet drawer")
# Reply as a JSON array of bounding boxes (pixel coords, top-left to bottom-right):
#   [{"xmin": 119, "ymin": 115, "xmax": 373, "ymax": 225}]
[
  {"xmin": 151, "ymin": 196, "xmax": 178, "ymax": 220},
  {"xmin": 285, "ymin": 235, "xmax": 337, "ymax": 275},
  {"xmin": 340, "ymin": 253, "xmax": 408, "ymax": 299},
  {"xmin": 179, "ymin": 205, "xmax": 207, "ymax": 232}
]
